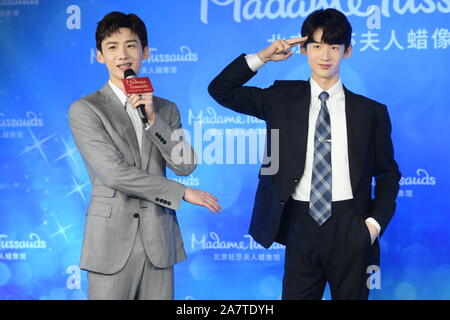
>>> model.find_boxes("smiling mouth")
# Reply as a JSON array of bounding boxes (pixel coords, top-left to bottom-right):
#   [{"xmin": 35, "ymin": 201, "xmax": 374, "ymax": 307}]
[{"xmin": 117, "ymin": 63, "xmax": 132, "ymax": 71}]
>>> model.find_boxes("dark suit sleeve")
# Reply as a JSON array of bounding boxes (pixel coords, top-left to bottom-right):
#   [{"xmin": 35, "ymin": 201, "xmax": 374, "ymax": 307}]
[
  {"xmin": 208, "ymin": 54, "xmax": 276, "ymax": 120},
  {"xmin": 371, "ymin": 105, "xmax": 401, "ymax": 236}
]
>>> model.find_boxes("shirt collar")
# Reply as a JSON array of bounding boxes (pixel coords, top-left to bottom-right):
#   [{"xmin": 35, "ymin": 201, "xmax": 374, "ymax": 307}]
[
  {"xmin": 108, "ymin": 80, "xmax": 127, "ymax": 107},
  {"xmin": 309, "ymin": 77, "xmax": 344, "ymax": 102}
]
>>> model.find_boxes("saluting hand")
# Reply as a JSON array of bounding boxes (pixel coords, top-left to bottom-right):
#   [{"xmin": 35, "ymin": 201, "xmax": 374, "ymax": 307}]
[{"xmin": 257, "ymin": 36, "xmax": 308, "ymax": 63}]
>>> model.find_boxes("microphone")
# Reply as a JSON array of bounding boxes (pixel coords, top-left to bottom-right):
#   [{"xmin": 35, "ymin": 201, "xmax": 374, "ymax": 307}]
[{"xmin": 123, "ymin": 69, "xmax": 148, "ymax": 124}]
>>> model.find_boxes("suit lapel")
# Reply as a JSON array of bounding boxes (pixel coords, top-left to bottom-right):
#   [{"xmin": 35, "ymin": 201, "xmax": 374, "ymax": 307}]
[
  {"xmin": 98, "ymin": 83, "xmax": 141, "ymax": 169},
  {"xmin": 344, "ymin": 86, "xmax": 371, "ymax": 192}
]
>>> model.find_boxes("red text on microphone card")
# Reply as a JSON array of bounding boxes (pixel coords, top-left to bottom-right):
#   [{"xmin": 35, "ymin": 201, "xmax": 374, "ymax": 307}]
[{"xmin": 122, "ymin": 77, "xmax": 154, "ymax": 94}]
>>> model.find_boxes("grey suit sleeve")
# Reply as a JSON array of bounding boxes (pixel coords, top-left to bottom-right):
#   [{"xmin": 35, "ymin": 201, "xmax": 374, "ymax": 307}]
[
  {"xmin": 145, "ymin": 102, "xmax": 197, "ymax": 176},
  {"xmin": 69, "ymin": 100, "xmax": 186, "ymax": 210}
]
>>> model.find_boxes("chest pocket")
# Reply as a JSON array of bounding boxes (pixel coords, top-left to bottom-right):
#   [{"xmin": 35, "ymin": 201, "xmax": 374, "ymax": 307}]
[{"xmin": 87, "ymin": 201, "xmax": 112, "ymax": 218}]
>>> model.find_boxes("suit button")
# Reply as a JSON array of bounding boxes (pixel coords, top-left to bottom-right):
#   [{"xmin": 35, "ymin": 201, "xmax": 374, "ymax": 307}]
[
  {"xmin": 280, "ymin": 201, "xmax": 285, "ymax": 206},
  {"xmin": 164, "ymin": 200, "xmax": 168, "ymax": 204},
  {"xmin": 293, "ymin": 178, "xmax": 299, "ymax": 183},
  {"xmin": 163, "ymin": 140, "xmax": 167, "ymax": 145},
  {"xmin": 133, "ymin": 213, "xmax": 140, "ymax": 218},
  {"xmin": 156, "ymin": 197, "xmax": 160, "ymax": 202},
  {"xmin": 167, "ymin": 201, "xmax": 171, "ymax": 206}
]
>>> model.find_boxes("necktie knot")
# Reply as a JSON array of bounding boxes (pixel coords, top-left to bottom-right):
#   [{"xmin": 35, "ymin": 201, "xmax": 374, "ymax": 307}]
[{"xmin": 319, "ymin": 91, "xmax": 329, "ymax": 103}]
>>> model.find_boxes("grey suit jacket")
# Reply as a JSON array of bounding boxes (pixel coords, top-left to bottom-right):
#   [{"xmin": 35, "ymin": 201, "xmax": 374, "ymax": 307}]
[{"xmin": 69, "ymin": 82, "xmax": 196, "ymax": 274}]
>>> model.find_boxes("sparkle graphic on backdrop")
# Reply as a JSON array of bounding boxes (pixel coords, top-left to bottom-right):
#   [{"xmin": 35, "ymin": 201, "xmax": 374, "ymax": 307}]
[
  {"xmin": 54, "ymin": 135, "xmax": 80, "ymax": 169},
  {"xmin": 66, "ymin": 176, "xmax": 89, "ymax": 203},
  {"xmin": 50, "ymin": 213, "xmax": 75, "ymax": 245},
  {"xmin": 18, "ymin": 128, "xmax": 56, "ymax": 166}
]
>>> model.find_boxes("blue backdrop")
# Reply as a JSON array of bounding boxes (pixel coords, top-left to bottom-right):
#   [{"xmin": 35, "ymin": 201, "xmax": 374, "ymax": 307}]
[{"xmin": 0, "ymin": 0, "xmax": 449, "ymax": 300}]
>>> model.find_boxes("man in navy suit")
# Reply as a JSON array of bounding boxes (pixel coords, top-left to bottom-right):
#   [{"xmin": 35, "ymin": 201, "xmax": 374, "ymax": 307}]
[{"xmin": 208, "ymin": 8, "xmax": 400, "ymax": 299}]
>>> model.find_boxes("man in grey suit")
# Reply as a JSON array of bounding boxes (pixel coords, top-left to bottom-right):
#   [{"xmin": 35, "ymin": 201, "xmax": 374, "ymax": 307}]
[{"xmin": 68, "ymin": 11, "xmax": 221, "ymax": 300}]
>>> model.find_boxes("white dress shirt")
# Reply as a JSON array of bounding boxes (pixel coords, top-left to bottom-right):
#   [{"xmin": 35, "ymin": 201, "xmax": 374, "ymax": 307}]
[
  {"xmin": 294, "ymin": 77, "xmax": 353, "ymax": 202},
  {"xmin": 245, "ymin": 54, "xmax": 381, "ymax": 234},
  {"xmin": 109, "ymin": 80, "xmax": 144, "ymax": 154}
]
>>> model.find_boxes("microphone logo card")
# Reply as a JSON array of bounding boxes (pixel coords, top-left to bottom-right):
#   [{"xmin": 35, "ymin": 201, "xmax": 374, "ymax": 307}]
[{"xmin": 122, "ymin": 77, "xmax": 154, "ymax": 94}]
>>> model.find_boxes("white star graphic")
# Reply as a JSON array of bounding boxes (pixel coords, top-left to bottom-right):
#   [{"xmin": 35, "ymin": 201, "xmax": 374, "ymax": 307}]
[
  {"xmin": 18, "ymin": 127, "xmax": 56, "ymax": 165},
  {"xmin": 66, "ymin": 175, "xmax": 89, "ymax": 202},
  {"xmin": 54, "ymin": 135, "xmax": 79, "ymax": 169},
  {"xmin": 50, "ymin": 214, "xmax": 74, "ymax": 244}
]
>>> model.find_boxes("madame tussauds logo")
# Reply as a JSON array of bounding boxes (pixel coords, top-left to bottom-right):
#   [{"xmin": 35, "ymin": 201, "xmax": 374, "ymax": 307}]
[
  {"xmin": 188, "ymin": 107, "xmax": 265, "ymax": 125},
  {"xmin": 200, "ymin": 0, "xmax": 450, "ymax": 24},
  {"xmin": 147, "ymin": 46, "xmax": 199, "ymax": 63},
  {"xmin": 0, "ymin": 233, "xmax": 47, "ymax": 249},
  {"xmin": 0, "ymin": 111, "xmax": 44, "ymax": 128},
  {"xmin": 400, "ymin": 169, "xmax": 437, "ymax": 186},
  {"xmin": 191, "ymin": 232, "xmax": 284, "ymax": 250}
]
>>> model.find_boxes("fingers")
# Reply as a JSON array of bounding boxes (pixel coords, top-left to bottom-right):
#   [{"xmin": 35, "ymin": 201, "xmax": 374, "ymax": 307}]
[
  {"xmin": 275, "ymin": 36, "xmax": 308, "ymax": 51},
  {"xmin": 272, "ymin": 47, "xmax": 292, "ymax": 61},
  {"xmin": 204, "ymin": 201, "xmax": 221, "ymax": 214},
  {"xmin": 189, "ymin": 188, "xmax": 221, "ymax": 214},
  {"xmin": 204, "ymin": 192, "xmax": 218, "ymax": 202},
  {"xmin": 268, "ymin": 37, "xmax": 306, "ymax": 61},
  {"xmin": 128, "ymin": 94, "xmax": 142, "ymax": 109},
  {"xmin": 201, "ymin": 191, "xmax": 221, "ymax": 214},
  {"xmin": 273, "ymin": 39, "xmax": 291, "ymax": 54},
  {"xmin": 182, "ymin": 187, "xmax": 222, "ymax": 214},
  {"xmin": 128, "ymin": 93, "xmax": 153, "ymax": 109},
  {"xmin": 261, "ymin": 36, "xmax": 308, "ymax": 62},
  {"xmin": 285, "ymin": 36, "xmax": 308, "ymax": 47}
]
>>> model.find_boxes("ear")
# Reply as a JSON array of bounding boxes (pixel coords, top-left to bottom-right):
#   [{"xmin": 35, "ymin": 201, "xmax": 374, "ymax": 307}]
[
  {"xmin": 142, "ymin": 46, "xmax": 150, "ymax": 60},
  {"xmin": 343, "ymin": 44, "xmax": 353, "ymax": 58},
  {"xmin": 96, "ymin": 49, "xmax": 105, "ymax": 64}
]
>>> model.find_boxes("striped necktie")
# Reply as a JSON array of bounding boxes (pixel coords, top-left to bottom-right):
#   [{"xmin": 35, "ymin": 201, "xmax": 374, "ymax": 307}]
[{"xmin": 309, "ymin": 91, "xmax": 332, "ymax": 225}]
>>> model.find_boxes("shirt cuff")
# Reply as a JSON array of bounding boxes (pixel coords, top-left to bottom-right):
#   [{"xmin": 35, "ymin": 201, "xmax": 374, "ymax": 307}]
[
  {"xmin": 365, "ymin": 217, "xmax": 381, "ymax": 235},
  {"xmin": 144, "ymin": 115, "xmax": 157, "ymax": 131},
  {"xmin": 144, "ymin": 122, "xmax": 153, "ymax": 131},
  {"xmin": 245, "ymin": 54, "xmax": 266, "ymax": 72}
]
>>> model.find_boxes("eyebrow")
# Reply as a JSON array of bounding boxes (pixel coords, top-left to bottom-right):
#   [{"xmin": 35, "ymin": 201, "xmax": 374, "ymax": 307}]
[
  {"xmin": 104, "ymin": 39, "xmax": 139, "ymax": 46},
  {"xmin": 309, "ymin": 40, "xmax": 341, "ymax": 46}
]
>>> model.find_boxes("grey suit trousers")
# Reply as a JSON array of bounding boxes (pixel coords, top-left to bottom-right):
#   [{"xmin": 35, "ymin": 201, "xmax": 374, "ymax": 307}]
[{"xmin": 87, "ymin": 224, "xmax": 174, "ymax": 300}]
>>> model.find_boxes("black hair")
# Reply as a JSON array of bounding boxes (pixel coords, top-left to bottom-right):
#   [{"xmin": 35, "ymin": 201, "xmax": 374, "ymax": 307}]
[
  {"xmin": 96, "ymin": 11, "xmax": 148, "ymax": 52},
  {"xmin": 301, "ymin": 8, "xmax": 352, "ymax": 50}
]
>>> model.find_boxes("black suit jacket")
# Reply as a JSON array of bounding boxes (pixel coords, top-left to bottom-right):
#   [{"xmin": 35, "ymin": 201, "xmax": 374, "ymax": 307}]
[{"xmin": 208, "ymin": 54, "xmax": 401, "ymax": 250}]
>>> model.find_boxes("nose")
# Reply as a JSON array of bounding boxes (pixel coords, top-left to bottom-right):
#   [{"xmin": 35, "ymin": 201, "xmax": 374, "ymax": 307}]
[
  {"xmin": 118, "ymin": 45, "xmax": 129, "ymax": 61},
  {"xmin": 320, "ymin": 47, "xmax": 331, "ymax": 61}
]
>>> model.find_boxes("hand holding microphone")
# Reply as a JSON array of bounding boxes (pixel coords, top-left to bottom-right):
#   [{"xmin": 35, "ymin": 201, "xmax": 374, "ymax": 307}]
[{"xmin": 123, "ymin": 69, "xmax": 155, "ymax": 125}]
